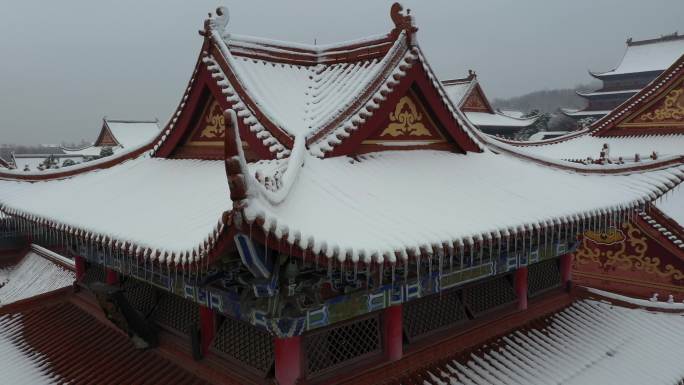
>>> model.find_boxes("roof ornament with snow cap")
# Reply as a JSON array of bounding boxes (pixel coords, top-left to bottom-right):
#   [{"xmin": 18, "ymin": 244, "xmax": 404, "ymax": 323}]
[
  {"xmin": 390, "ymin": 2, "xmax": 418, "ymax": 44},
  {"xmin": 199, "ymin": 6, "xmax": 230, "ymax": 37}
]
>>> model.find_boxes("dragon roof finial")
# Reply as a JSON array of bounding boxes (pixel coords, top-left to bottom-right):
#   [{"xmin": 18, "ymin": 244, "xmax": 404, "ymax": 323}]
[{"xmin": 390, "ymin": 3, "xmax": 418, "ymax": 43}]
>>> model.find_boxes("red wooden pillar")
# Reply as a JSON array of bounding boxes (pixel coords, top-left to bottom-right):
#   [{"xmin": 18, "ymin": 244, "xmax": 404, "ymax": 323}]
[
  {"xmin": 384, "ymin": 305, "xmax": 403, "ymax": 361},
  {"xmin": 199, "ymin": 306, "xmax": 215, "ymax": 356},
  {"xmin": 515, "ymin": 266, "xmax": 528, "ymax": 311},
  {"xmin": 105, "ymin": 268, "xmax": 118, "ymax": 285},
  {"xmin": 74, "ymin": 256, "xmax": 86, "ymax": 281},
  {"xmin": 274, "ymin": 336, "xmax": 302, "ymax": 385},
  {"xmin": 560, "ymin": 253, "xmax": 573, "ymax": 289}
]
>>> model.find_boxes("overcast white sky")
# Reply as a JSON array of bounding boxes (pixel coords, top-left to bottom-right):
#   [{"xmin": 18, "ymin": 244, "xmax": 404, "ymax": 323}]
[{"xmin": 0, "ymin": 0, "xmax": 682, "ymax": 145}]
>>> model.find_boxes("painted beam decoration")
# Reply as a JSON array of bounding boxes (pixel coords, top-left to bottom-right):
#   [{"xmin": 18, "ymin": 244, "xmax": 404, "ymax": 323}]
[
  {"xmin": 573, "ymin": 213, "xmax": 684, "ymax": 300},
  {"xmin": 70, "ymin": 231, "xmax": 577, "ymax": 338}
]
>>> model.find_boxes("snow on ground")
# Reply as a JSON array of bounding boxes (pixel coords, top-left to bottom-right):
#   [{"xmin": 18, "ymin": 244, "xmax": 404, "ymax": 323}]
[
  {"xmin": 421, "ymin": 299, "xmax": 684, "ymax": 385},
  {"xmin": 0, "ymin": 314, "xmax": 58, "ymax": 385}
]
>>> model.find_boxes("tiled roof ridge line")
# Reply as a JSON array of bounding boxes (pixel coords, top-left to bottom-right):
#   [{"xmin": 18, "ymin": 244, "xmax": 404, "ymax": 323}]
[
  {"xmin": 413, "ymin": 47, "xmax": 486, "ymax": 151},
  {"xmin": 306, "ymin": 33, "xmax": 415, "ymax": 157}
]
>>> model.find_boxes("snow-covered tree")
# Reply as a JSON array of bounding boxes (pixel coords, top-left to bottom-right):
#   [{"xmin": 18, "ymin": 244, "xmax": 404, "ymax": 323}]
[{"xmin": 99, "ymin": 146, "xmax": 114, "ymax": 158}]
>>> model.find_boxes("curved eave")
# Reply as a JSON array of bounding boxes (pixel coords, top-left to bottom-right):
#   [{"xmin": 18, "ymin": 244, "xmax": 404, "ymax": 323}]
[
  {"xmin": 561, "ymin": 108, "xmax": 609, "ymax": 118},
  {"xmin": 576, "ymin": 89, "xmax": 640, "ymax": 98}
]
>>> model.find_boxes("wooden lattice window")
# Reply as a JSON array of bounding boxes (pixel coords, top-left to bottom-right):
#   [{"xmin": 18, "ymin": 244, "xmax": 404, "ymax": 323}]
[
  {"xmin": 462, "ymin": 275, "xmax": 516, "ymax": 316},
  {"xmin": 528, "ymin": 259, "xmax": 561, "ymax": 297},
  {"xmin": 305, "ymin": 315, "xmax": 381, "ymax": 375},
  {"xmin": 151, "ymin": 292, "xmax": 199, "ymax": 335},
  {"xmin": 82, "ymin": 263, "xmax": 106, "ymax": 285},
  {"xmin": 212, "ymin": 316, "xmax": 274, "ymax": 375},
  {"xmin": 403, "ymin": 288, "xmax": 468, "ymax": 340},
  {"xmin": 122, "ymin": 278, "xmax": 157, "ymax": 316}
]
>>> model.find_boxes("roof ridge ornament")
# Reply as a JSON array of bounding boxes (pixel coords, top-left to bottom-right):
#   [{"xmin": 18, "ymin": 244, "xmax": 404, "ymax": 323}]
[
  {"xmin": 390, "ymin": 2, "xmax": 418, "ymax": 43},
  {"xmin": 200, "ymin": 6, "xmax": 230, "ymax": 37}
]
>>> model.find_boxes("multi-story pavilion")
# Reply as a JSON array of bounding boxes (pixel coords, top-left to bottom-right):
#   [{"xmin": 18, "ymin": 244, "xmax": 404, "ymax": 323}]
[{"xmin": 563, "ymin": 33, "xmax": 684, "ymax": 121}]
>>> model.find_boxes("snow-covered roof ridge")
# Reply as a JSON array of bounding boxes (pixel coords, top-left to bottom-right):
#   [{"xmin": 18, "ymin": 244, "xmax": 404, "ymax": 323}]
[
  {"xmin": 484, "ymin": 132, "xmax": 684, "ymax": 171},
  {"xmin": 441, "ymin": 73, "xmax": 477, "ymax": 107},
  {"xmin": 412, "ymin": 47, "xmax": 486, "ymax": 151},
  {"xmin": 306, "ymin": 35, "xmax": 417, "ymax": 156},
  {"xmin": 189, "ymin": 4, "xmax": 438, "ymax": 158},
  {"xmin": 591, "ymin": 32, "xmax": 684, "ymax": 77}
]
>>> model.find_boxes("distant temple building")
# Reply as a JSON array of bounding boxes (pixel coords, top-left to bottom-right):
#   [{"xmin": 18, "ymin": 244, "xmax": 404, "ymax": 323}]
[
  {"xmin": 563, "ymin": 32, "xmax": 684, "ymax": 121},
  {"xmin": 8, "ymin": 118, "xmax": 159, "ymax": 172},
  {"xmin": 442, "ymin": 72, "xmax": 539, "ymax": 139},
  {"xmin": 492, "ymin": 52, "xmax": 684, "ymax": 301}
]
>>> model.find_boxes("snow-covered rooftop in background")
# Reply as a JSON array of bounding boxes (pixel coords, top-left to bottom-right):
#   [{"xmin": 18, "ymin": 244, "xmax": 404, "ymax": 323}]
[
  {"xmin": 442, "ymin": 79, "xmax": 474, "ymax": 106},
  {"xmin": 419, "ymin": 298, "xmax": 684, "ymax": 385},
  {"xmin": 0, "ymin": 250, "xmax": 74, "ymax": 307},
  {"xmin": 0, "ymin": 157, "xmax": 231, "ymax": 262},
  {"xmin": 465, "ymin": 111, "xmax": 536, "ymax": 128},
  {"xmin": 593, "ymin": 33, "xmax": 684, "ymax": 77},
  {"xmin": 0, "ymin": 314, "xmax": 57, "ymax": 385},
  {"xmin": 11, "ymin": 154, "xmax": 86, "ymax": 173},
  {"xmin": 104, "ymin": 119, "xmax": 160, "ymax": 149},
  {"xmin": 240, "ymin": 149, "xmax": 684, "ymax": 263},
  {"xmin": 497, "ymin": 133, "xmax": 684, "ymax": 162},
  {"xmin": 561, "ymin": 108, "xmax": 612, "ymax": 117}
]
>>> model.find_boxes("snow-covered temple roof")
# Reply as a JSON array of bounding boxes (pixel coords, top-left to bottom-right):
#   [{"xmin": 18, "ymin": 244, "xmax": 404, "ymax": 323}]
[
  {"xmin": 441, "ymin": 74, "xmax": 537, "ymax": 131},
  {"xmin": 493, "ymin": 133, "xmax": 684, "ymax": 162},
  {"xmin": 465, "ymin": 111, "xmax": 537, "ymax": 129},
  {"xmin": 63, "ymin": 119, "xmax": 161, "ymax": 157},
  {"xmin": 0, "ymin": 292, "xmax": 207, "ymax": 384},
  {"xmin": 1, "ymin": 6, "xmax": 684, "ymax": 268},
  {"xmin": 442, "ymin": 77, "xmax": 476, "ymax": 107},
  {"xmin": 235, "ymin": 148, "xmax": 684, "ymax": 263},
  {"xmin": 413, "ymin": 296, "xmax": 684, "ymax": 385},
  {"xmin": 0, "ymin": 246, "xmax": 74, "ymax": 307},
  {"xmin": 591, "ymin": 32, "xmax": 684, "ymax": 77},
  {"xmin": 0, "ymin": 318, "xmax": 56, "ymax": 385},
  {"xmin": 101, "ymin": 119, "xmax": 160, "ymax": 148},
  {"xmin": 0, "ymin": 157, "xmax": 230, "ymax": 263}
]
